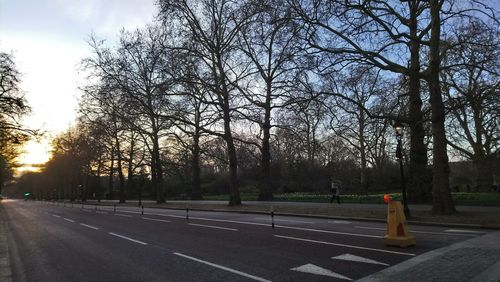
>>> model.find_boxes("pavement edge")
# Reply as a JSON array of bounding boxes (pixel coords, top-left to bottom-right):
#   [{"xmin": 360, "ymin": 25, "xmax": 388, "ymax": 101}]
[
  {"xmin": 356, "ymin": 230, "xmax": 500, "ymax": 282},
  {"xmin": 0, "ymin": 203, "xmax": 12, "ymax": 282}
]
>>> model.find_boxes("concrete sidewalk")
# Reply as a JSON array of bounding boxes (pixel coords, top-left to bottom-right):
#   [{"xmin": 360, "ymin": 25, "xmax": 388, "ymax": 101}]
[{"xmin": 358, "ymin": 230, "xmax": 500, "ymax": 282}]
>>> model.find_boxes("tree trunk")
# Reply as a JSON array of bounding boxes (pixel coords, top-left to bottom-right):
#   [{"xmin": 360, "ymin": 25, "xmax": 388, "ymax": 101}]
[
  {"xmin": 359, "ymin": 106, "xmax": 368, "ymax": 195},
  {"xmin": 215, "ymin": 53, "xmax": 241, "ymax": 206},
  {"xmin": 191, "ymin": 124, "xmax": 202, "ymax": 200},
  {"xmin": 258, "ymin": 103, "xmax": 273, "ymax": 201},
  {"xmin": 126, "ymin": 134, "xmax": 135, "ymax": 201},
  {"xmin": 226, "ymin": 135, "xmax": 241, "ymax": 206},
  {"xmin": 108, "ymin": 148, "xmax": 115, "ymax": 200},
  {"xmin": 221, "ymin": 91, "xmax": 241, "ymax": 205},
  {"xmin": 429, "ymin": 0, "xmax": 455, "ymax": 214},
  {"xmin": 407, "ymin": 1, "xmax": 430, "ymax": 204},
  {"xmin": 152, "ymin": 130, "xmax": 165, "ymax": 203},
  {"xmin": 96, "ymin": 158, "xmax": 102, "ymax": 202},
  {"xmin": 115, "ymin": 134, "xmax": 126, "ymax": 204}
]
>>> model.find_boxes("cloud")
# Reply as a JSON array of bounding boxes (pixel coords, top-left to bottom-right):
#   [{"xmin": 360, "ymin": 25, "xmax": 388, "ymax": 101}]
[{"xmin": 53, "ymin": 0, "xmax": 157, "ymax": 37}]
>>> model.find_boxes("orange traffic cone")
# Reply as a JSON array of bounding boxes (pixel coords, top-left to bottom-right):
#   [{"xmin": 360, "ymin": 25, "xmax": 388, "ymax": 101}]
[{"xmin": 383, "ymin": 195, "xmax": 416, "ymax": 248}]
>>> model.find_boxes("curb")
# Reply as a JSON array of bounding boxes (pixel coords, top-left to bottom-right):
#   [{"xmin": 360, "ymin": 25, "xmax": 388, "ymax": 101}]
[{"xmin": 0, "ymin": 204, "xmax": 12, "ymax": 282}]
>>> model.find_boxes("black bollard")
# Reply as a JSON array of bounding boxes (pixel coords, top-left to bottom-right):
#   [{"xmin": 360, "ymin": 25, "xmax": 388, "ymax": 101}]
[
  {"xmin": 271, "ymin": 211, "xmax": 275, "ymax": 229},
  {"xmin": 141, "ymin": 205, "xmax": 144, "ymax": 215},
  {"xmin": 186, "ymin": 208, "xmax": 189, "ymax": 220}
]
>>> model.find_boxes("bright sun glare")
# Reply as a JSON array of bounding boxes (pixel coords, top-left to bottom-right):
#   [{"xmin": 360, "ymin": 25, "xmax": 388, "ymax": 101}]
[{"xmin": 16, "ymin": 140, "xmax": 51, "ymax": 173}]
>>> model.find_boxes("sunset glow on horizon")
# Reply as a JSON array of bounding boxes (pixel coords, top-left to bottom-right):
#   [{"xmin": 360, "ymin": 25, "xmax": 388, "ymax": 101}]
[{"xmin": 1, "ymin": 0, "xmax": 156, "ymax": 175}]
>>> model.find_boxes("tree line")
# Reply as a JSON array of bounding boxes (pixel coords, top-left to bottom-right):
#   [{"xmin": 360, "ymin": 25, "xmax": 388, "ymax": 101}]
[
  {"xmin": 9, "ymin": 0, "xmax": 499, "ymax": 214},
  {"xmin": 0, "ymin": 50, "xmax": 33, "ymax": 197}
]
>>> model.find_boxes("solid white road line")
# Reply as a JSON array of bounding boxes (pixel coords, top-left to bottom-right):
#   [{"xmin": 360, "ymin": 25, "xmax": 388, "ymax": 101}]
[
  {"xmin": 80, "ymin": 223, "xmax": 100, "ymax": 230},
  {"xmin": 52, "ymin": 214, "xmax": 61, "ymax": 218},
  {"xmin": 444, "ymin": 229, "xmax": 485, "ymax": 234},
  {"xmin": 63, "ymin": 218, "xmax": 75, "ymax": 223},
  {"xmin": 96, "ymin": 211, "xmax": 108, "ymax": 214},
  {"xmin": 145, "ymin": 214, "xmax": 379, "ymax": 239},
  {"xmin": 255, "ymin": 217, "xmax": 314, "ymax": 224},
  {"xmin": 188, "ymin": 223, "xmax": 238, "ymax": 231},
  {"xmin": 355, "ymin": 226, "xmax": 476, "ymax": 237},
  {"xmin": 275, "ymin": 235, "xmax": 415, "ymax": 256},
  {"xmin": 329, "ymin": 220, "xmax": 352, "ymax": 224},
  {"xmin": 291, "ymin": 264, "xmax": 352, "ymax": 281},
  {"xmin": 142, "ymin": 217, "xmax": 171, "ymax": 223},
  {"xmin": 332, "ymin": 253, "xmax": 389, "ymax": 266},
  {"xmin": 174, "ymin": 252, "xmax": 271, "ymax": 282},
  {"xmin": 108, "ymin": 232, "xmax": 148, "ymax": 245},
  {"xmin": 276, "ymin": 225, "xmax": 381, "ymax": 239},
  {"xmin": 114, "ymin": 213, "xmax": 132, "ymax": 218}
]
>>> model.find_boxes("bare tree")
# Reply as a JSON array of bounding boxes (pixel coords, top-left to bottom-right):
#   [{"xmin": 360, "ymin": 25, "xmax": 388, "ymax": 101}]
[
  {"xmin": 158, "ymin": 0, "xmax": 256, "ymax": 205},
  {"xmin": 82, "ymin": 26, "xmax": 175, "ymax": 203},
  {"xmin": 427, "ymin": 0, "xmax": 455, "ymax": 214},
  {"xmin": 0, "ymin": 51, "xmax": 32, "ymax": 194},
  {"xmin": 443, "ymin": 20, "xmax": 500, "ymax": 190},
  {"xmin": 326, "ymin": 66, "xmax": 391, "ymax": 194},
  {"xmin": 290, "ymin": 0, "xmax": 431, "ymax": 203},
  {"xmin": 233, "ymin": 0, "xmax": 307, "ymax": 200}
]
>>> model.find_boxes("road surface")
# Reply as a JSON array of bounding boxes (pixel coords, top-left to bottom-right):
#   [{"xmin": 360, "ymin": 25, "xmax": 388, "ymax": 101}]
[{"xmin": 0, "ymin": 199, "xmax": 489, "ymax": 281}]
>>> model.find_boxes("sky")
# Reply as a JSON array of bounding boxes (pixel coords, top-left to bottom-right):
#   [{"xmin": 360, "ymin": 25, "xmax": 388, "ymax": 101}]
[{"xmin": 0, "ymin": 0, "xmax": 156, "ymax": 170}]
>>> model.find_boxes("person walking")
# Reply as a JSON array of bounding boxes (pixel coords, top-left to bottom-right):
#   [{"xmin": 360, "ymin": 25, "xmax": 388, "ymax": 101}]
[{"xmin": 330, "ymin": 181, "xmax": 341, "ymax": 204}]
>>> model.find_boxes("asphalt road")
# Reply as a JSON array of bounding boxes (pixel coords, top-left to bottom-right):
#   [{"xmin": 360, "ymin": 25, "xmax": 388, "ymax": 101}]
[{"xmin": 1, "ymin": 200, "xmax": 490, "ymax": 281}]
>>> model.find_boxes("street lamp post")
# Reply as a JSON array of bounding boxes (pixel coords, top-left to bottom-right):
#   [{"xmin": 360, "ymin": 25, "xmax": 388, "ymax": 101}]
[{"xmin": 394, "ymin": 121, "xmax": 411, "ymax": 218}]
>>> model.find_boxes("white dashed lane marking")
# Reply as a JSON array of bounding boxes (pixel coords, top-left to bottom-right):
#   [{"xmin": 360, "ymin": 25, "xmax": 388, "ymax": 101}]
[
  {"xmin": 142, "ymin": 217, "xmax": 171, "ymax": 223},
  {"xmin": 144, "ymin": 213, "xmax": 185, "ymax": 219},
  {"xmin": 174, "ymin": 252, "xmax": 271, "ymax": 282},
  {"xmin": 188, "ymin": 223, "xmax": 238, "ymax": 231},
  {"xmin": 80, "ymin": 223, "xmax": 100, "ymax": 230},
  {"xmin": 114, "ymin": 213, "xmax": 132, "ymax": 218},
  {"xmin": 108, "ymin": 232, "xmax": 148, "ymax": 245},
  {"xmin": 254, "ymin": 217, "xmax": 314, "ymax": 224}
]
